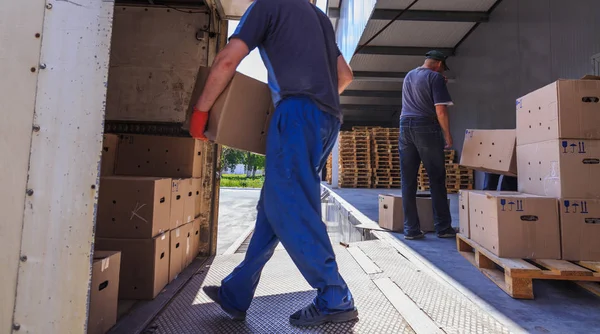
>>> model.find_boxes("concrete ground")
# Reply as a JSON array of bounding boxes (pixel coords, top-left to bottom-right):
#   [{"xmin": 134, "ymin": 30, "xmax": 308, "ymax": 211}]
[
  {"xmin": 216, "ymin": 188, "xmax": 260, "ymax": 255},
  {"xmin": 331, "ymin": 187, "xmax": 600, "ymax": 334}
]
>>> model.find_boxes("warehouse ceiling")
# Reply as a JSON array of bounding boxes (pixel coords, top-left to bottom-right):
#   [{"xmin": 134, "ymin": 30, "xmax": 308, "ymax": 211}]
[{"xmin": 328, "ymin": 0, "xmax": 504, "ymax": 126}]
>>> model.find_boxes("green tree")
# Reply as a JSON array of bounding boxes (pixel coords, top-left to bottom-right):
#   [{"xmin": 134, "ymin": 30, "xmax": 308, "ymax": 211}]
[
  {"xmin": 220, "ymin": 146, "xmax": 245, "ymax": 172},
  {"xmin": 245, "ymin": 152, "xmax": 266, "ymax": 177}
]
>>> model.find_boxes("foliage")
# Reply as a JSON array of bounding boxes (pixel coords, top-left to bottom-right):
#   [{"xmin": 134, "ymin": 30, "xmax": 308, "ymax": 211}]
[
  {"xmin": 221, "ymin": 174, "xmax": 264, "ymax": 188},
  {"xmin": 220, "ymin": 146, "xmax": 265, "ymax": 177}
]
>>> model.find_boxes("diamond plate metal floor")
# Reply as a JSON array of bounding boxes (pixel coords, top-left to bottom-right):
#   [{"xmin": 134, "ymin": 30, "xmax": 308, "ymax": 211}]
[{"xmin": 148, "ymin": 243, "xmax": 415, "ymax": 334}]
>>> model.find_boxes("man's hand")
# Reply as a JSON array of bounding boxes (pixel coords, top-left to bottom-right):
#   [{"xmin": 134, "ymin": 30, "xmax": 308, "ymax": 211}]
[
  {"xmin": 189, "ymin": 108, "xmax": 209, "ymax": 141},
  {"xmin": 444, "ymin": 134, "xmax": 453, "ymax": 149}
]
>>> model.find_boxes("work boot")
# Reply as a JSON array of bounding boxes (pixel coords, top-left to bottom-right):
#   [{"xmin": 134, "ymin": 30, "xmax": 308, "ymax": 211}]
[
  {"xmin": 289, "ymin": 303, "xmax": 359, "ymax": 327},
  {"xmin": 404, "ymin": 231, "xmax": 425, "ymax": 240},
  {"xmin": 203, "ymin": 285, "xmax": 247, "ymax": 321},
  {"xmin": 437, "ymin": 227, "xmax": 458, "ymax": 238}
]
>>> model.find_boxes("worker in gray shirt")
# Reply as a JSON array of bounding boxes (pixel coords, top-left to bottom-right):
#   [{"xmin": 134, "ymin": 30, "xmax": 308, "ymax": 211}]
[{"xmin": 399, "ymin": 50, "xmax": 456, "ymax": 240}]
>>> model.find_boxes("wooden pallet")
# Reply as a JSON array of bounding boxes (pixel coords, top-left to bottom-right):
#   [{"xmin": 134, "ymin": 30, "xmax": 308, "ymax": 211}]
[{"xmin": 456, "ymin": 233, "xmax": 600, "ymax": 299}]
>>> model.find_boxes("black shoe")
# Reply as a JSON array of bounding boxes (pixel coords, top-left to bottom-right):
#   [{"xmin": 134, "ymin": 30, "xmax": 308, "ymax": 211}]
[
  {"xmin": 203, "ymin": 285, "xmax": 247, "ymax": 321},
  {"xmin": 404, "ymin": 231, "xmax": 425, "ymax": 240},
  {"xmin": 289, "ymin": 303, "xmax": 359, "ymax": 327},
  {"xmin": 437, "ymin": 227, "xmax": 457, "ymax": 238}
]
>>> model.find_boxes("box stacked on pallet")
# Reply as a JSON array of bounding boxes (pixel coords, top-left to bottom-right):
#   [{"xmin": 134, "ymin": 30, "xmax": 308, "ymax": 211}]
[
  {"xmin": 95, "ymin": 134, "xmax": 204, "ymax": 302},
  {"xmin": 456, "ymin": 77, "xmax": 600, "ymax": 299},
  {"xmin": 417, "ymin": 150, "xmax": 473, "ymax": 193},
  {"xmin": 371, "ymin": 128, "xmax": 401, "ymax": 189},
  {"xmin": 338, "ymin": 129, "xmax": 372, "ymax": 188}
]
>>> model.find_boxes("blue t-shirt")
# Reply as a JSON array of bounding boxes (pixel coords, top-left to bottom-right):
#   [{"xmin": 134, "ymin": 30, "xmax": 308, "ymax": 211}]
[
  {"xmin": 231, "ymin": 0, "xmax": 343, "ymax": 120},
  {"xmin": 400, "ymin": 67, "xmax": 453, "ymax": 119}
]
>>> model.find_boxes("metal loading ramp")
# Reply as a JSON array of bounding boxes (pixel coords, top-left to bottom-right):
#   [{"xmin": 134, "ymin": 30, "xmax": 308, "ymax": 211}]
[{"xmin": 147, "ymin": 239, "xmax": 510, "ymax": 333}]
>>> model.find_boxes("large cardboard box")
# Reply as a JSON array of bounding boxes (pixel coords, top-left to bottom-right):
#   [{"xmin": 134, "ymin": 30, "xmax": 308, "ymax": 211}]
[
  {"xmin": 169, "ymin": 224, "xmax": 188, "ymax": 282},
  {"xmin": 115, "ymin": 134, "xmax": 203, "ymax": 178},
  {"xmin": 170, "ymin": 179, "xmax": 186, "ymax": 230},
  {"xmin": 378, "ymin": 194, "xmax": 448, "ymax": 232},
  {"xmin": 101, "ymin": 134, "xmax": 119, "ymax": 176},
  {"xmin": 88, "ymin": 251, "xmax": 121, "ymax": 334},
  {"xmin": 468, "ymin": 191, "xmax": 560, "ymax": 259},
  {"xmin": 188, "ymin": 218, "xmax": 201, "ymax": 264},
  {"xmin": 516, "ymin": 77, "xmax": 600, "ymax": 146},
  {"xmin": 182, "ymin": 178, "xmax": 195, "ymax": 224},
  {"xmin": 517, "ymin": 139, "xmax": 600, "ymax": 198},
  {"xmin": 95, "ymin": 233, "xmax": 170, "ymax": 300},
  {"xmin": 559, "ymin": 198, "xmax": 600, "ymax": 261},
  {"xmin": 459, "ymin": 129, "xmax": 517, "ymax": 176},
  {"xmin": 183, "ymin": 222, "xmax": 194, "ymax": 267},
  {"xmin": 192, "ymin": 178, "xmax": 202, "ymax": 218},
  {"xmin": 192, "ymin": 66, "xmax": 274, "ymax": 155},
  {"xmin": 96, "ymin": 177, "xmax": 171, "ymax": 239}
]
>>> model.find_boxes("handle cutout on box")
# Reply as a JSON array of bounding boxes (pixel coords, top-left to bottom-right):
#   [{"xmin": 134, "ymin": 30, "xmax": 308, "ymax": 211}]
[
  {"xmin": 176, "ymin": 195, "xmax": 181, "ymax": 200},
  {"xmin": 188, "ymin": 192, "xmax": 193, "ymax": 197},
  {"xmin": 582, "ymin": 96, "xmax": 599, "ymax": 103},
  {"xmin": 160, "ymin": 197, "xmax": 166, "ymax": 203},
  {"xmin": 520, "ymin": 215, "xmax": 539, "ymax": 222},
  {"xmin": 176, "ymin": 242, "xmax": 180, "ymax": 249},
  {"xmin": 98, "ymin": 280, "xmax": 109, "ymax": 291},
  {"xmin": 583, "ymin": 158, "xmax": 600, "ymax": 164},
  {"xmin": 383, "ymin": 204, "xmax": 388, "ymax": 209},
  {"xmin": 585, "ymin": 218, "xmax": 600, "ymax": 224},
  {"xmin": 160, "ymin": 252, "xmax": 165, "ymax": 259}
]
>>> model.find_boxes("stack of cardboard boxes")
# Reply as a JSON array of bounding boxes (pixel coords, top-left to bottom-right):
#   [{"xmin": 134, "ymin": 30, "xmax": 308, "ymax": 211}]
[{"xmin": 459, "ymin": 76, "xmax": 600, "ymax": 261}]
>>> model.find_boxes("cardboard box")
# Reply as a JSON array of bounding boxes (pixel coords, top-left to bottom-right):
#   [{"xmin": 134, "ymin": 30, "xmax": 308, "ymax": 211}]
[
  {"xmin": 170, "ymin": 179, "xmax": 186, "ymax": 230},
  {"xmin": 189, "ymin": 218, "xmax": 201, "ymax": 264},
  {"xmin": 101, "ymin": 134, "xmax": 119, "ymax": 176},
  {"xmin": 115, "ymin": 134, "xmax": 203, "ymax": 178},
  {"xmin": 88, "ymin": 251, "xmax": 121, "ymax": 334},
  {"xmin": 468, "ymin": 191, "xmax": 560, "ymax": 259},
  {"xmin": 516, "ymin": 77, "xmax": 600, "ymax": 146},
  {"xmin": 169, "ymin": 225, "xmax": 188, "ymax": 282},
  {"xmin": 182, "ymin": 178, "xmax": 195, "ymax": 224},
  {"xmin": 458, "ymin": 190, "xmax": 470, "ymax": 237},
  {"xmin": 96, "ymin": 177, "xmax": 171, "ymax": 239},
  {"xmin": 559, "ymin": 198, "xmax": 600, "ymax": 261},
  {"xmin": 192, "ymin": 178, "xmax": 202, "ymax": 218},
  {"xmin": 378, "ymin": 194, "xmax": 448, "ymax": 232},
  {"xmin": 459, "ymin": 129, "xmax": 517, "ymax": 176},
  {"xmin": 192, "ymin": 66, "xmax": 274, "ymax": 155},
  {"xmin": 517, "ymin": 139, "xmax": 600, "ymax": 198},
  {"xmin": 183, "ymin": 222, "xmax": 194, "ymax": 267},
  {"xmin": 95, "ymin": 233, "xmax": 170, "ymax": 300}
]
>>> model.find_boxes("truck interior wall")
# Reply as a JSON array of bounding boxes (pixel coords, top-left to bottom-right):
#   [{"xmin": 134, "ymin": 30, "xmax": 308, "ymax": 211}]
[
  {"xmin": 0, "ymin": 1, "xmax": 45, "ymax": 332},
  {"xmin": 448, "ymin": 0, "xmax": 600, "ymax": 188}
]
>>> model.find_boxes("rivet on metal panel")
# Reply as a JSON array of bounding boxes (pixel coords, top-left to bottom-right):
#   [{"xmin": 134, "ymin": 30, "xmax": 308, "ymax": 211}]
[
  {"xmin": 13, "ymin": 323, "xmax": 20, "ymax": 331},
  {"xmin": 26, "ymin": 189, "xmax": 34, "ymax": 196},
  {"xmin": 20, "ymin": 255, "xmax": 27, "ymax": 262},
  {"xmin": 46, "ymin": 3, "xmax": 52, "ymax": 9},
  {"xmin": 32, "ymin": 125, "xmax": 41, "ymax": 132},
  {"xmin": 39, "ymin": 63, "xmax": 47, "ymax": 70}
]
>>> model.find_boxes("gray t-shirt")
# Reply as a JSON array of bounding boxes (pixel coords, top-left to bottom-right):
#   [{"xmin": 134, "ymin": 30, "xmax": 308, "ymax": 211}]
[
  {"xmin": 401, "ymin": 67, "xmax": 453, "ymax": 119},
  {"xmin": 231, "ymin": 0, "xmax": 343, "ymax": 120}
]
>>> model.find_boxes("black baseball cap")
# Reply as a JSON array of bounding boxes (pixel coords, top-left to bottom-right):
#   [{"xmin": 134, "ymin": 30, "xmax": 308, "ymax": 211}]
[{"xmin": 425, "ymin": 50, "xmax": 449, "ymax": 71}]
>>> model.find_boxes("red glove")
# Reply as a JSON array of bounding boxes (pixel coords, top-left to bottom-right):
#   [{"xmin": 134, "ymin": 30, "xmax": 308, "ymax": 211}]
[{"xmin": 189, "ymin": 108, "xmax": 209, "ymax": 141}]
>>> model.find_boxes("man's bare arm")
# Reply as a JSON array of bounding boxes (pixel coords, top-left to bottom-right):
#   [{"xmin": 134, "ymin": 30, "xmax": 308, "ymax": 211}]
[
  {"xmin": 194, "ymin": 39, "xmax": 250, "ymax": 112},
  {"xmin": 435, "ymin": 105, "xmax": 453, "ymax": 148},
  {"xmin": 337, "ymin": 55, "xmax": 353, "ymax": 94}
]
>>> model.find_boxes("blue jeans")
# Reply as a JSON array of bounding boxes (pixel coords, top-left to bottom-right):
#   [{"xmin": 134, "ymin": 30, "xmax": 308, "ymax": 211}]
[
  {"xmin": 218, "ymin": 97, "xmax": 355, "ymax": 315},
  {"xmin": 483, "ymin": 173, "xmax": 518, "ymax": 191},
  {"xmin": 399, "ymin": 117, "xmax": 452, "ymax": 235}
]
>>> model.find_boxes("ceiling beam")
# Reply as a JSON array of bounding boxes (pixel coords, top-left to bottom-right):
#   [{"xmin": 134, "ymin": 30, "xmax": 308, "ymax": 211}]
[
  {"xmin": 328, "ymin": 9, "xmax": 489, "ymax": 22},
  {"xmin": 356, "ymin": 46, "xmax": 455, "ymax": 56},
  {"xmin": 341, "ymin": 104, "xmax": 401, "ymax": 112},
  {"xmin": 341, "ymin": 90, "xmax": 400, "ymax": 98}
]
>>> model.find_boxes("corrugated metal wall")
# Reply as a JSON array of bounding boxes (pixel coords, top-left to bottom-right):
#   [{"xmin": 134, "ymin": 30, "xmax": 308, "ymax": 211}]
[{"xmin": 448, "ymin": 0, "xmax": 600, "ymax": 187}]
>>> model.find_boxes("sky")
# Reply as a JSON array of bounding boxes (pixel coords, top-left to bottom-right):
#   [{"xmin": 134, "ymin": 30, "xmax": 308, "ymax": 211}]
[{"xmin": 227, "ymin": 0, "xmax": 329, "ymax": 83}]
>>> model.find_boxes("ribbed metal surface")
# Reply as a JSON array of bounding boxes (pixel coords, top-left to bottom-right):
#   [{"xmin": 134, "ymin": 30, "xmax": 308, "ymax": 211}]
[
  {"xmin": 350, "ymin": 54, "xmax": 423, "ymax": 72},
  {"xmin": 340, "ymin": 96, "xmax": 402, "ymax": 105},
  {"xmin": 359, "ymin": 21, "xmax": 475, "ymax": 47},
  {"xmin": 335, "ymin": 0, "xmax": 377, "ymax": 62},
  {"xmin": 347, "ymin": 81, "xmax": 404, "ymax": 91},
  {"xmin": 356, "ymin": 240, "xmax": 511, "ymax": 334},
  {"xmin": 375, "ymin": 0, "xmax": 497, "ymax": 11},
  {"xmin": 148, "ymin": 246, "xmax": 415, "ymax": 333}
]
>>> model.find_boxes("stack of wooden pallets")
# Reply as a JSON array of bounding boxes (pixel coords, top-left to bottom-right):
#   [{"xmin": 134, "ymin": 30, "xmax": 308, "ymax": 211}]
[
  {"xmin": 326, "ymin": 153, "xmax": 332, "ymax": 184},
  {"xmin": 371, "ymin": 128, "xmax": 401, "ymax": 188},
  {"xmin": 417, "ymin": 150, "xmax": 474, "ymax": 193},
  {"xmin": 338, "ymin": 129, "xmax": 372, "ymax": 188}
]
